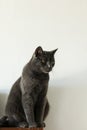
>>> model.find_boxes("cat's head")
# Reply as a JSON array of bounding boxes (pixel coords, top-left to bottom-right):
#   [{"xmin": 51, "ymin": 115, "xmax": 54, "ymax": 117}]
[{"xmin": 32, "ymin": 46, "xmax": 58, "ymax": 73}]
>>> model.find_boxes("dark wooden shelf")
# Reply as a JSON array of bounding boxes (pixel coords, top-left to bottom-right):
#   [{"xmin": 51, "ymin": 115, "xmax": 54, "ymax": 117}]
[{"xmin": 0, "ymin": 128, "xmax": 43, "ymax": 130}]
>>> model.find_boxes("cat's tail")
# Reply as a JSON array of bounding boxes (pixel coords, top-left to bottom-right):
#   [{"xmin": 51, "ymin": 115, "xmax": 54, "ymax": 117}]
[
  {"xmin": 0, "ymin": 116, "xmax": 8, "ymax": 127},
  {"xmin": 0, "ymin": 116, "xmax": 19, "ymax": 127}
]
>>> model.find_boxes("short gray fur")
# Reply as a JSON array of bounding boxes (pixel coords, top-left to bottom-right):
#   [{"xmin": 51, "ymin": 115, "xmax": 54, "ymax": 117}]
[{"xmin": 5, "ymin": 46, "xmax": 57, "ymax": 128}]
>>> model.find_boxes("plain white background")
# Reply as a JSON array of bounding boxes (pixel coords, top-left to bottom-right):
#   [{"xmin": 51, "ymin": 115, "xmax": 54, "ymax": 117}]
[{"xmin": 0, "ymin": 0, "xmax": 87, "ymax": 130}]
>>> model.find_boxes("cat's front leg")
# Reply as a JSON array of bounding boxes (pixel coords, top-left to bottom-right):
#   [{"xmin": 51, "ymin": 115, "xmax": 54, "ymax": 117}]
[
  {"xmin": 35, "ymin": 97, "xmax": 47, "ymax": 127},
  {"xmin": 22, "ymin": 95, "xmax": 37, "ymax": 128}
]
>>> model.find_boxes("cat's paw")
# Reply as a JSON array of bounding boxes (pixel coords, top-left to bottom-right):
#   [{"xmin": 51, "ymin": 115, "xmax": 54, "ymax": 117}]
[
  {"xmin": 29, "ymin": 122, "xmax": 37, "ymax": 128},
  {"xmin": 37, "ymin": 122, "xmax": 46, "ymax": 127},
  {"xmin": 18, "ymin": 122, "xmax": 28, "ymax": 128}
]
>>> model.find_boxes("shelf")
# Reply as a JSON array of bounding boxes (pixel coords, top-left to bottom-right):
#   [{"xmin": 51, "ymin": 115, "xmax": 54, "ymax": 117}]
[{"xmin": 0, "ymin": 128, "xmax": 43, "ymax": 130}]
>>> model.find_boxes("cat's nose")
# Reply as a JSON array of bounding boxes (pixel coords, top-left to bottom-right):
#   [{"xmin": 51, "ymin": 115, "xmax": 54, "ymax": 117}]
[
  {"xmin": 46, "ymin": 62, "xmax": 52, "ymax": 72},
  {"xmin": 48, "ymin": 64, "xmax": 51, "ymax": 68},
  {"xmin": 47, "ymin": 62, "xmax": 51, "ymax": 68}
]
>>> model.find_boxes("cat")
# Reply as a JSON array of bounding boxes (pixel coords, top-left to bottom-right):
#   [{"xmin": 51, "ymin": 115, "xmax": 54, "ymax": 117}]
[{"xmin": 0, "ymin": 46, "xmax": 57, "ymax": 128}]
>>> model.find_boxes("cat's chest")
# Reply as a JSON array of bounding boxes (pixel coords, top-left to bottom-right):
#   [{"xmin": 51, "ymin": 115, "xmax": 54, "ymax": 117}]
[
  {"xmin": 32, "ymin": 80, "xmax": 48, "ymax": 94},
  {"xmin": 29, "ymin": 73, "xmax": 49, "ymax": 92},
  {"xmin": 30, "ymin": 80, "xmax": 48, "ymax": 101}
]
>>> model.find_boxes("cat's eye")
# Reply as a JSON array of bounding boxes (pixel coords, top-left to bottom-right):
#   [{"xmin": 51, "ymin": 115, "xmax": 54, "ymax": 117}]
[{"xmin": 41, "ymin": 59, "xmax": 46, "ymax": 64}]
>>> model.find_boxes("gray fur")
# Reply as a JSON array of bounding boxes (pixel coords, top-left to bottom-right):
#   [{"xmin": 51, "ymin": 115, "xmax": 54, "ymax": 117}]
[{"xmin": 5, "ymin": 46, "xmax": 57, "ymax": 128}]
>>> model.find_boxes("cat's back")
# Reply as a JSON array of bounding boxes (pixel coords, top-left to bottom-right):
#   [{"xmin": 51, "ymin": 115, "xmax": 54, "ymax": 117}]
[
  {"xmin": 5, "ymin": 77, "xmax": 22, "ymax": 114},
  {"xmin": 7, "ymin": 77, "xmax": 21, "ymax": 99}
]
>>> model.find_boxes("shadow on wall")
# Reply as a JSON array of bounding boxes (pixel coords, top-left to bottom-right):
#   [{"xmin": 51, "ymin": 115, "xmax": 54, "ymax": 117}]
[
  {"xmin": 0, "ymin": 93, "xmax": 8, "ymax": 116},
  {"xmin": 45, "ymin": 86, "xmax": 87, "ymax": 130}
]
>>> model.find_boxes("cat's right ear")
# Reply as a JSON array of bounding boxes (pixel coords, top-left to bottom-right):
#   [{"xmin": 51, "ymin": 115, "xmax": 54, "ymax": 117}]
[{"xmin": 35, "ymin": 46, "xmax": 43, "ymax": 57}]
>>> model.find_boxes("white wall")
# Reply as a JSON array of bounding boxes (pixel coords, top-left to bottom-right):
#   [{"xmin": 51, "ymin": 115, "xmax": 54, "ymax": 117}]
[{"xmin": 0, "ymin": 0, "xmax": 87, "ymax": 130}]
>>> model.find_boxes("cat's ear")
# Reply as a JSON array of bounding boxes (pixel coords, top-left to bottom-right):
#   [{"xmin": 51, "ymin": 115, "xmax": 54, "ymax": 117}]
[
  {"xmin": 52, "ymin": 48, "xmax": 58, "ymax": 55},
  {"xmin": 35, "ymin": 46, "xmax": 43, "ymax": 57}
]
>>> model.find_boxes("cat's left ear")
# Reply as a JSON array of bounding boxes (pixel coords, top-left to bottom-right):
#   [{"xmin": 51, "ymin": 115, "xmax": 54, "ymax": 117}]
[
  {"xmin": 35, "ymin": 46, "xmax": 43, "ymax": 57},
  {"xmin": 52, "ymin": 48, "xmax": 58, "ymax": 55}
]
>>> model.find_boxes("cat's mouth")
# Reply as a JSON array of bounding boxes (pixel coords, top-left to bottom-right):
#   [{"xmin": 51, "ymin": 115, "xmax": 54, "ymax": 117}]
[
  {"xmin": 41, "ymin": 67, "xmax": 52, "ymax": 73},
  {"xmin": 43, "ymin": 70, "xmax": 50, "ymax": 74}
]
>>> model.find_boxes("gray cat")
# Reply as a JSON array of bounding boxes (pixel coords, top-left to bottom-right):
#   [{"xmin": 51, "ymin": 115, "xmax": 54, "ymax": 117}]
[{"xmin": 0, "ymin": 46, "xmax": 57, "ymax": 128}]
